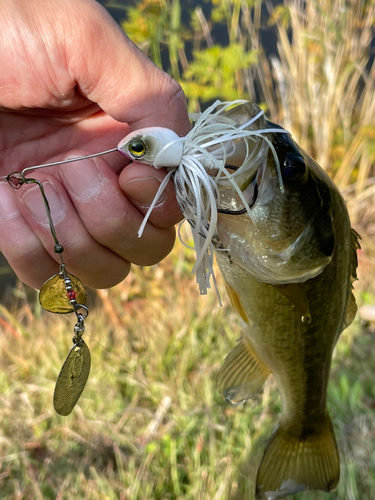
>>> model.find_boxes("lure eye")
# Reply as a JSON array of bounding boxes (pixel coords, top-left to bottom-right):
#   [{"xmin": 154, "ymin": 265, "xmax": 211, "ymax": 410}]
[
  {"xmin": 128, "ymin": 139, "xmax": 147, "ymax": 158},
  {"xmin": 282, "ymin": 153, "xmax": 307, "ymax": 182}
]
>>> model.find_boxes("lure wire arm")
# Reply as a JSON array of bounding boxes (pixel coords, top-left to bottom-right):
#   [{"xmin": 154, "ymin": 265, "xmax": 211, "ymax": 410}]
[
  {"xmin": 20, "ymin": 148, "xmax": 118, "ymax": 176},
  {"xmin": 7, "ymin": 172, "xmax": 61, "ymax": 245},
  {"xmin": 5, "ymin": 144, "xmax": 97, "ymax": 417}
]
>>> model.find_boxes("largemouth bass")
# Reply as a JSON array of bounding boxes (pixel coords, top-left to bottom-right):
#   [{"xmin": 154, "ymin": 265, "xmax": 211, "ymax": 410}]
[
  {"xmin": 214, "ymin": 104, "xmax": 360, "ymax": 499},
  {"xmin": 118, "ymin": 101, "xmax": 360, "ymax": 500}
]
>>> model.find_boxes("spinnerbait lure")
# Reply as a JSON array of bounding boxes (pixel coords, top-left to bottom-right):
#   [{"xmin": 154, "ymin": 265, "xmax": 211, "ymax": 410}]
[{"xmin": 8, "ymin": 100, "xmax": 289, "ymax": 294}]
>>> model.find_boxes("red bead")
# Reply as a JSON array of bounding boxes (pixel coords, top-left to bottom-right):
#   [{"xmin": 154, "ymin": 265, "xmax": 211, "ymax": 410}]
[{"xmin": 67, "ymin": 290, "xmax": 77, "ymax": 301}]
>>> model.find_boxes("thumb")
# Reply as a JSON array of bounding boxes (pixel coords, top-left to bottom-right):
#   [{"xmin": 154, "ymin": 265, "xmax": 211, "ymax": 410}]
[{"xmin": 67, "ymin": 0, "xmax": 191, "ymax": 136}]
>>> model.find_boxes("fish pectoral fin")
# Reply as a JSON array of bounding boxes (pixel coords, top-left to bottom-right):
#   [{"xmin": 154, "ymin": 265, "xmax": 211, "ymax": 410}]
[
  {"xmin": 255, "ymin": 414, "xmax": 340, "ymax": 500},
  {"xmin": 272, "ymin": 283, "xmax": 311, "ymax": 324},
  {"xmin": 350, "ymin": 227, "xmax": 361, "ymax": 283},
  {"xmin": 217, "ymin": 337, "xmax": 270, "ymax": 405}
]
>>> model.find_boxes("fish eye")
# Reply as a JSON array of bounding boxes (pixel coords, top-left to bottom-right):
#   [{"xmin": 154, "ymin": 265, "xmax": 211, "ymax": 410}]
[
  {"xmin": 282, "ymin": 153, "xmax": 307, "ymax": 182},
  {"xmin": 128, "ymin": 139, "xmax": 147, "ymax": 158},
  {"xmin": 272, "ymin": 133, "xmax": 308, "ymax": 184}
]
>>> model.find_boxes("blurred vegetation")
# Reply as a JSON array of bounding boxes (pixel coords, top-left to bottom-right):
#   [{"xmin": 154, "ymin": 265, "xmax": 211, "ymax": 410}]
[
  {"xmin": 1, "ymin": 238, "xmax": 375, "ymax": 499},
  {"xmin": 1, "ymin": 0, "xmax": 375, "ymax": 499}
]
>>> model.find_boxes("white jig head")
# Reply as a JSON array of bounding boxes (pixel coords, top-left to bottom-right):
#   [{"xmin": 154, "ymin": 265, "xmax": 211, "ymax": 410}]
[{"xmin": 117, "ymin": 127, "xmax": 183, "ymax": 168}]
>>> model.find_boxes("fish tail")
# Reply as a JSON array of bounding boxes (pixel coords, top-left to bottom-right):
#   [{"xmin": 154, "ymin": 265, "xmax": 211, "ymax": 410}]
[{"xmin": 256, "ymin": 413, "xmax": 340, "ymax": 500}]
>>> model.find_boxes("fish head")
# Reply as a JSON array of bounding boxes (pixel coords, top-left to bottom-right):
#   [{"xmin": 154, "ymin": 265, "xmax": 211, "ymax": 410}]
[{"xmin": 217, "ymin": 127, "xmax": 336, "ymax": 284}]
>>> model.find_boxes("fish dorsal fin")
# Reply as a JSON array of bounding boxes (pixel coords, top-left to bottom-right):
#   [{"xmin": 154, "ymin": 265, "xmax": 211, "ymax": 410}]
[
  {"xmin": 256, "ymin": 414, "xmax": 340, "ymax": 499},
  {"xmin": 217, "ymin": 336, "xmax": 270, "ymax": 405},
  {"xmin": 273, "ymin": 283, "xmax": 311, "ymax": 324},
  {"xmin": 225, "ymin": 283, "xmax": 249, "ymax": 324},
  {"xmin": 342, "ymin": 228, "xmax": 361, "ymax": 332},
  {"xmin": 350, "ymin": 228, "xmax": 361, "ymax": 284}
]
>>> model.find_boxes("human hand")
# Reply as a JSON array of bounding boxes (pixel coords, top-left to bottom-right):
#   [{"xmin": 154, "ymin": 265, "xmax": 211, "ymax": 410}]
[{"xmin": 0, "ymin": 0, "xmax": 190, "ymax": 290}]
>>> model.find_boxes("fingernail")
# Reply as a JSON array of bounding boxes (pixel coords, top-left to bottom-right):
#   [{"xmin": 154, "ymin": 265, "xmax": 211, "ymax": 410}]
[
  {"xmin": 125, "ymin": 177, "xmax": 166, "ymax": 208},
  {"xmin": 0, "ymin": 182, "xmax": 20, "ymax": 219},
  {"xmin": 22, "ymin": 182, "xmax": 64, "ymax": 225},
  {"xmin": 60, "ymin": 158, "xmax": 101, "ymax": 200}
]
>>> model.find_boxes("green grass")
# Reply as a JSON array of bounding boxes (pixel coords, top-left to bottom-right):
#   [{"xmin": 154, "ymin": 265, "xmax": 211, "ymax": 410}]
[{"xmin": 0, "ymin": 241, "xmax": 375, "ymax": 499}]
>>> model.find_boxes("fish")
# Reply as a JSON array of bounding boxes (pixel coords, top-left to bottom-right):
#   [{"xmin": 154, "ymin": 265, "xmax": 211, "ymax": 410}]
[
  {"xmin": 117, "ymin": 101, "xmax": 360, "ymax": 499},
  {"xmin": 214, "ymin": 104, "xmax": 360, "ymax": 499}
]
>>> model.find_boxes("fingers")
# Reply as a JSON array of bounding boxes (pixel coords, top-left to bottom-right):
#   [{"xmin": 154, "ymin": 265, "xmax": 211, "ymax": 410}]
[
  {"xmin": 0, "ymin": 181, "xmax": 59, "ymax": 288},
  {"xmin": 118, "ymin": 162, "xmax": 183, "ymax": 227},
  {"xmin": 1, "ymin": 0, "xmax": 190, "ymax": 137},
  {"xmin": 56, "ymin": 153, "xmax": 178, "ymax": 265},
  {"xmin": 0, "ymin": 151, "xmax": 180, "ymax": 290},
  {"xmin": 0, "ymin": 178, "xmax": 131, "ymax": 290}
]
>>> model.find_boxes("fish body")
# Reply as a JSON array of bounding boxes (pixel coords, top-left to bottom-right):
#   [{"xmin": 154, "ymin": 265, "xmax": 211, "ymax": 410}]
[
  {"xmin": 117, "ymin": 101, "xmax": 360, "ymax": 499},
  {"xmin": 215, "ymin": 105, "xmax": 359, "ymax": 499}
]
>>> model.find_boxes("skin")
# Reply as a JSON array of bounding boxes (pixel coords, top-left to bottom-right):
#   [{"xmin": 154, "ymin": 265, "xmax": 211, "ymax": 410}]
[{"xmin": 0, "ymin": 0, "xmax": 190, "ymax": 290}]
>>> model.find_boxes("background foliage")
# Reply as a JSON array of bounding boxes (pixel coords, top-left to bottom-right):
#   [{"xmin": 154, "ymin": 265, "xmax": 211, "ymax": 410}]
[{"xmin": 1, "ymin": 1, "xmax": 375, "ymax": 499}]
